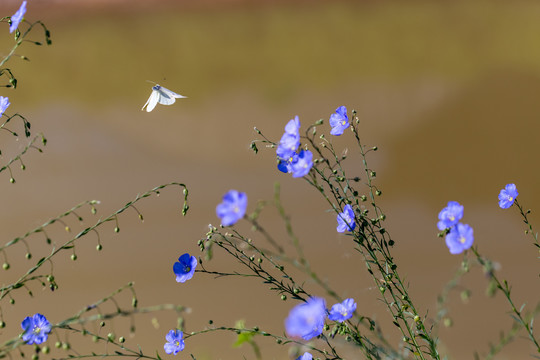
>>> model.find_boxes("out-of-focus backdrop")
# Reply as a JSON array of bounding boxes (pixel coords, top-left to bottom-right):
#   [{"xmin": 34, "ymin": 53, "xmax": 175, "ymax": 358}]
[{"xmin": 0, "ymin": 0, "xmax": 539, "ymax": 359}]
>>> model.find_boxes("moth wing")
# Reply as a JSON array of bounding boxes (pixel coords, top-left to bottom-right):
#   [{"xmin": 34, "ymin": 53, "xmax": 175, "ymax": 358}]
[
  {"xmin": 160, "ymin": 86, "xmax": 187, "ymax": 100},
  {"xmin": 156, "ymin": 88, "xmax": 177, "ymax": 106},
  {"xmin": 142, "ymin": 89, "xmax": 160, "ymax": 112}
]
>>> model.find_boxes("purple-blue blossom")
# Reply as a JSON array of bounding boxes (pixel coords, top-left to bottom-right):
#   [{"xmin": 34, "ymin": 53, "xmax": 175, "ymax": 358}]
[
  {"xmin": 9, "ymin": 1, "xmax": 27, "ymax": 33},
  {"xmin": 173, "ymin": 253, "xmax": 197, "ymax": 283},
  {"xmin": 276, "ymin": 116, "xmax": 301, "ymax": 161},
  {"xmin": 276, "ymin": 132, "xmax": 300, "ymax": 160},
  {"xmin": 329, "ymin": 106, "xmax": 349, "ymax": 136},
  {"xmin": 284, "ymin": 115, "xmax": 301, "ymax": 135},
  {"xmin": 498, "ymin": 183, "xmax": 518, "ymax": 209},
  {"xmin": 21, "ymin": 313, "xmax": 51, "ymax": 345},
  {"xmin": 336, "ymin": 204, "xmax": 356, "ymax": 233},
  {"xmin": 164, "ymin": 329, "xmax": 184, "ymax": 355},
  {"xmin": 437, "ymin": 201, "xmax": 464, "ymax": 231},
  {"xmin": 290, "ymin": 149, "xmax": 313, "ymax": 178},
  {"xmin": 296, "ymin": 353, "xmax": 313, "ymax": 360},
  {"xmin": 277, "ymin": 151, "xmax": 299, "ymax": 174},
  {"xmin": 285, "ymin": 297, "xmax": 326, "ymax": 340},
  {"xmin": 445, "ymin": 223, "xmax": 474, "ymax": 255},
  {"xmin": 0, "ymin": 97, "xmax": 10, "ymax": 117},
  {"xmin": 216, "ymin": 190, "xmax": 247, "ymax": 226},
  {"xmin": 328, "ymin": 298, "xmax": 356, "ymax": 322}
]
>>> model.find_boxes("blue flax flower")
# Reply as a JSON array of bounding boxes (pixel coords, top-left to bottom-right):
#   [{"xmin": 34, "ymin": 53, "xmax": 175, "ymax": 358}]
[
  {"xmin": 284, "ymin": 115, "xmax": 301, "ymax": 134},
  {"xmin": 297, "ymin": 353, "xmax": 313, "ymax": 360},
  {"xmin": 10, "ymin": 1, "xmax": 27, "ymax": 33},
  {"xmin": 0, "ymin": 97, "xmax": 10, "ymax": 117},
  {"xmin": 21, "ymin": 313, "xmax": 51, "ymax": 345},
  {"xmin": 290, "ymin": 149, "xmax": 313, "ymax": 178},
  {"xmin": 498, "ymin": 183, "xmax": 518, "ymax": 209},
  {"xmin": 164, "ymin": 329, "xmax": 184, "ymax": 355},
  {"xmin": 173, "ymin": 253, "xmax": 197, "ymax": 283},
  {"xmin": 216, "ymin": 190, "xmax": 247, "ymax": 226},
  {"xmin": 336, "ymin": 204, "xmax": 356, "ymax": 232},
  {"xmin": 277, "ymin": 152, "xmax": 298, "ymax": 174},
  {"xmin": 445, "ymin": 223, "xmax": 474, "ymax": 255},
  {"xmin": 437, "ymin": 201, "xmax": 464, "ymax": 231},
  {"xmin": 328, "ymin": 298, "xmax": 356, "ymax": 322},
  {"xmin": 276, "ymin": 132, "xmax": 300, "ymax": 160},
  {"xmin": 285, "ymin": 297, "xmax": 326, "ymax": 340},
  {"xmin": 276, "ymin": 117, "xmax": 301, "ymax": 160},
  {"xmin": 329, "ymin": 106, "xmax": 349, "ymax": 136}
]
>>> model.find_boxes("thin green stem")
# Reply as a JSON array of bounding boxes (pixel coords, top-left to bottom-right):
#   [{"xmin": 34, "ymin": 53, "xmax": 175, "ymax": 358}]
[{"xmin": 471, "ymin": 246, "xmax": 540, "ymax": 353}]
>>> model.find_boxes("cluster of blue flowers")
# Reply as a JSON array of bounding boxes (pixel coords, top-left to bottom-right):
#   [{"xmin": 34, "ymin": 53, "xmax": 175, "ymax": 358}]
[
  {"xmin": 437, "ymin": 201, "xmax": 474, "ymax": 255},
  {"xmin": 164, "ymin": 108, "xmax": 354, "ymax": 356},
  {"xmin": 437, "ymin": 183, "xmax": 519, "ymax": 255},
  {"xmin": 276, "ymin": 106, "xmax": 350, "ymax": 177},
  {"xmin": 15, "ymin": 80, "xmax": 524, "ymax": 359},
  {"xmin": 276, "ymin": 116, "xmax": 314, "ymax": 177}
]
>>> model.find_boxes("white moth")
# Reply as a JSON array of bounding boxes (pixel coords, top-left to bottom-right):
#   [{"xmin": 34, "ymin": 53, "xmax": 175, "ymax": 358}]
[{"xmin": 141, "ymin": 84, "xmax": 187, "ymax": 112}]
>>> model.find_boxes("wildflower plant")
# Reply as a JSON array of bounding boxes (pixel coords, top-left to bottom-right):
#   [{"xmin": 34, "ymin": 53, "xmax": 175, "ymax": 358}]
[{"xmin": 1, "ymin": 3, "xmax": 539, "ymax": 360}]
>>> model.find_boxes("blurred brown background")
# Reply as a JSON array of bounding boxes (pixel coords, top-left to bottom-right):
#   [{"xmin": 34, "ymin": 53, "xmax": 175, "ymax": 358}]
[{"xmin": 0, "ymin": 0, "xmax": 539, "ymax": 359}]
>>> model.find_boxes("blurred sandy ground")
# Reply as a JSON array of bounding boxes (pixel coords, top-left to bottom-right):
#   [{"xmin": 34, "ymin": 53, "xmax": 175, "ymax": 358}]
[{"xmin": 0, "ymin": 0, "xmax": 539, "ymax": 359}]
